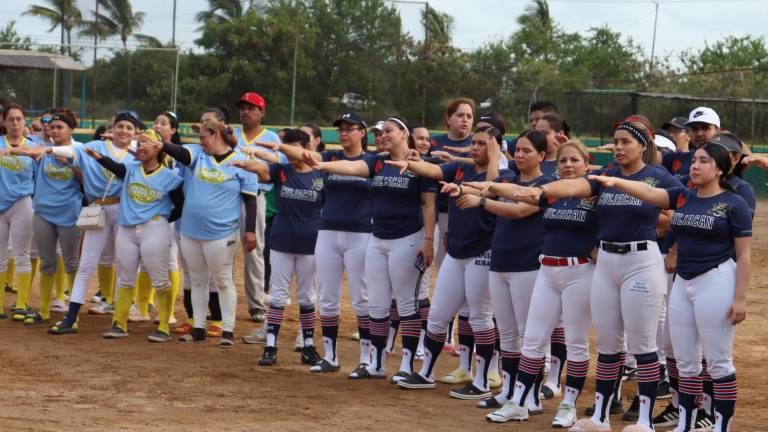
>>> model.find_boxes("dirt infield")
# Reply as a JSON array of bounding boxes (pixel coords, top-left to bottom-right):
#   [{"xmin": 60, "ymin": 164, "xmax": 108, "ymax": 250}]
[{"xmin": 2, "ymin": 204, "xmax": 768, "ymax": 432}]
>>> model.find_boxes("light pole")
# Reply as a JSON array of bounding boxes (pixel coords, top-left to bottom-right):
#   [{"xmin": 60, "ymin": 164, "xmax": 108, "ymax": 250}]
[{"xmin": 649, "ymin": 1, "xmax": 659, "ymax": 75}]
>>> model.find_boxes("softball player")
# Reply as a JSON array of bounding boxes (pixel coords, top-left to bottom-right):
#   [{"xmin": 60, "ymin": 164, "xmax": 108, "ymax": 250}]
[
  {"xmin": 0, "ymin": 103, "xmax": 37, "ymax": 320},
  {"xmin": 391, "ymin": 126, "xmax": 499, "ymax": 397},
  {"xmin": 267, "ymin": 112, "xmax": 373, "ymax": 373},
  {"xmin": 472, "ymin": 141, "xmax": 596, "ymax": 427},
  {"xmin": 4, "ymin": 110, "xmax": 82, "ymax": 325},
  {"xmin": 84, "ymin": 129, "xmax": 182, "ymax": 342},
  {"xmin": 157, "ymin": 118, "xmax": 258, "ymax": 347},
  {"xmin": 232, "ymin": 129, "xmax": 324, "ymax": 366},
  {"xmin": 304, "ymin": 116, "xmax": 437, "ymax": 379},
  {"xmin": 662, "ymin": 107, "xmax": 720, "ymax": 181},
  {"xmin": 588, "ymin": 141, "xmax": 750, "ymax": 432},
  {"xmin": 535, "ymin": 113, "xmax": 570, "ymax": 179},
  {"xmin": 511, "ymin": 116, "xmax": 681, "ymax": 432},
  {"xmin": 42, "ymin": 111, "xmax": 141, "ymax": 334}
]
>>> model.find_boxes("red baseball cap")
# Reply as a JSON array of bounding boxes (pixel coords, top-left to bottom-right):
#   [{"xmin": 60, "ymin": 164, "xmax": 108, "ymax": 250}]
[{"xmin": 235, "ymin": 92, "xmax": 266, "ymax": 111}]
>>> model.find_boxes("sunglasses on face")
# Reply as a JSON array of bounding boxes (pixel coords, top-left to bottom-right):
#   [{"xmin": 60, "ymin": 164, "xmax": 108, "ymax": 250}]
[{"xmin": 41, "ymin": 117, "xmax": 52, "ymax": 124}]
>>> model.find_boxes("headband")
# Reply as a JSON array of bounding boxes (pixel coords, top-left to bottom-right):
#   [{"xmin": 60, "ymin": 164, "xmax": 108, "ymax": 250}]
[
  {"xmin": 615, "ymin": 122, "xmax": 649, "ymax": 147},
  {"xmin": 114, "ymin": 112, "xmax": 143, "ymax": 129},
  {"xmin": 387, "ymin": 117, "xmax": 409, "ymax": 134},
  {"xmin": 140, "ymin": 129, "xmax": 163, "ymax": 142},
  {"xmin": 50, "ymin": 113, "xmax": 75, "ymax": 129}
]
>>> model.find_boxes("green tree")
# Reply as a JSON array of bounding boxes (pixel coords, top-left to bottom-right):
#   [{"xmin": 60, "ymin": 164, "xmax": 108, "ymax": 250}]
[
  {"xmin": 0, "ymin": 21, "xmax": 33, "ymax": 51},
  {"xmin": 82, "ymin": 0, "xmax": 159, "ymax": 49},
  {"xmin": 196, "ymin": 0, "xmax": 247, "ymax": 28},
  {"xmin": 23, "ymin": 0, "xmax": 82, "ymax": 55}
]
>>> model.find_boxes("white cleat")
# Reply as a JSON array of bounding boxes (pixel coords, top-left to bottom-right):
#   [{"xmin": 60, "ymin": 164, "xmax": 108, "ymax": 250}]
[
  {"xmin": 552, "ymin": 403, "xmax": 578, "ymax": 428},
  {"xmin": 568, "ymin": 418, "xmax": 612, "ymax": 432},
  {"xmin": 486, "ymin": 401, "xmax": 529, "ymax": 423}
]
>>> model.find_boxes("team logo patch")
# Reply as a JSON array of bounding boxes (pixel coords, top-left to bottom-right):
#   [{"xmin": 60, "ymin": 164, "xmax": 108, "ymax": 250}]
[
  {"xmin": 127, "ymin": 182, "xmax": 163, "ymax": 204},
  {"xmin": 0, "ymin": 155, "xmax": 24, "ymax": 172},
  {"xmin": 675, "ymin": 194, "xmax": 687, "ymax": 209},
  {"xmin": 374, "ymin": 160, "xmax": 383, "ymax": 173},
  {"xmin": 44, "ymin": 163, "xmax": 73, "ymax": 180},
  {"xmin": 279, "ymin": 169, "xmax": 288, "ymax": 183},
  {"xmin": 639, "ymin": 177, "xmax": 659, "ymax": 187},
  {"xmin": 331, "ymin": 155, "xmax": 339, "ymax": 162},
  {"xmin": 195, "ymin": 167, "xmax": 229, "ymax": 184},
  {"xmin": 577, "ymin": 198, "xmax": 596, "ymax": 211},
  {"xmin": 430, "ymin": 138, "xmax": 438, "ymax": 148},
  {"xmin": 671, "ymin": 159, "xmax": 682, "ymax": 172},
  {"xmin": 312, "ymin": 177, "xmax": 324, "ymax": 191},
  {"xmin": 547, "ymin": 196, "xmax": 557, "ymax": 205},
  {"xmin": 709, "ymin": 202, "xmax": 730, "ymax": 218},
  {"xmin": 455, "ymin": 167, "xmax": 465, "ymax": 182},
  {"xmin": 101, "ymin": 167, "xmax": 118, "ymax": 182}
]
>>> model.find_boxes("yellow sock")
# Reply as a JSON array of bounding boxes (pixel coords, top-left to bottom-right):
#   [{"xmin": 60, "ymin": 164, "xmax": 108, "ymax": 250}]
[
  {"xmin": 15, "ymin": 272, "xmax": 32, "ymax": 310},
  {"xmin": 0, "ymin": 270, "xmax": 6, "ymax": 312},
  {"xmin": 6, "ymin": 257, "xmax": 15, "ymax": 291},
  {"xmin": 54, "ymin": 257, "xmax": 67, "ymax": 302},
  {"xmin": 136, "ymin": 272, "xmax": 153, "ymax": 317},
  {"xmin": 39, "ymin": 273, "xmax": 55, "ymax": 320},
  {"xmin": 97, "ymin": 266, "xmax": 115, "ymax": 304},
  {"xmin": 113, "ymin": 285, "xmax": 136, "ymax": 332},
  {"xmin": 169, "ymin": 270, "xmax": 180, "ymax": 320},
  {"xmin": 30, "ymin": 258, "xmax": 39, "ymax": 288},
  {"xmin": 156, "ymin": 288, "xmax": 173, "ymax": 334}
]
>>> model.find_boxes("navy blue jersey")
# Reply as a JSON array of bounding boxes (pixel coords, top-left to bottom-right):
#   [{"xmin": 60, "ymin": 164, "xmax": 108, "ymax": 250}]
[
  {"xmin": 540, "ymin": 196, "xmax": 598, "ymax": 258},
  {"xmin": 431, "ymin": 133, "xmax": 472, "ymax": 213},
  {"xmin": 727, "ymin": 176, "xmax": 756, "ymax": 219},
  {"xmin": 540, "ymin": 160, "xmax": 558, "ymax": 179},
  {"xmin": 662, "ymin": 150, "xmax": 694, "ymax": 182},
  {"xmin": 589, "ymin": 164, "xmax": 682, "ymax": 243},
  {"xmin": 439, "ymin": 162, "xmax": 495, "ymax": 258},
  {"xmin": 366, "ymin": 155, "xmax": 437, "ymax": 239},
  {"xmin": 490, "ymin": 170, "xmax": 552, "ymax": 272},
  {"xmin": 268, "ymin": 164, "xmax": 325, "ymax": 254},
  {"xmin": 667, "ymin": 188, "xmax": 752, "ymax": 280},
  {"xmin": 320, "ymin": 151, "xmax": 373, "ymax": 232}
]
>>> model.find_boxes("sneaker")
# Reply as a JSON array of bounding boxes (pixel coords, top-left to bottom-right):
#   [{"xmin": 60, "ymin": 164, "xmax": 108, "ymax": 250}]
[
  {"xmin": 294, "ymin": 332, "xmax": 304, "ymax": 352},
  {"xmin": 178, "ymin": 328, "xmax": 206, "ymax": 343},
  {"xmin": 4, "ymin": 282, "xmax": 15, "ymax": 293},
  {"xmin": 397, "ymin": 372, "xmax": 436, "ymax": 389},
  {"xmin": 486, "ymin": 401, "xmax": 529, "ymax": 423},
  {"xmin": 250, "ymin": 309, "xmax": 266, "ymax": 323},
  {"xmin": 128, "ymin": 305, "xmax": 150, "ymax": 322},
  {"xmin": 351, "ymin": 331, "xmax": 360, "ymax": 341},
  {"xmin": 0, "ymin": 311, "xmax": 6, "ymax": 319},
  {"xmin": 348, "ymin": 363, "xmax": 385, "ymax": 380},
  {"xmin": 48, "ymin": 319, "xmax": 78, "ymax": 335},
  {"xmin": 540, "ymin": 383, "xmax": 562, "ymax": 399},
  {"xmin": 23, "ymin": 312, "xmax": 48, "ymax": 325},
  {"xmin": 219, "ymin": 331, "xmax": 235, "ymax": 349},
  {"xmin": 657, "ymin": 380, "xmax": 671, "ymax": 399},
  {"xmin": 488, "ymin": 371, "xmax": 502, "ymax": 389},
  {"xmin": 585, "ymin": 398, "xmax": 624, "ymax": 416},
  {"xmin": 692, "ymin": 410, "xmax": 715, "ymax": 431},
  {"xmin": 652, "ymin": 402, "xmax": 679, "ymax": 427},
  {"xmin": 552, "ymin": 403, "xmax": 577, "ymax": 428},
  {"xmin": 301, "ymin": 345, "xmax": 322, "ymax": 365},
  {"xmin": 148, "ymin": 330, "xmax": 171, "ymax": 343},
  {"xmin": 528, "ymin": 400, "xmax": 544, "ymax": 415},
  {"xmin": 567, "ymin": 418, "xmax": 612, "ymax": 431},
  {"xmin": 622, "ymin": 367, "xmax": 637, "ymax": 381},
  {"xmin": 622, "ymin": 395, "xmax": 640, "ymax": 421},
  {"xmin": 88, "ymin": 300, "xmax": 114, "ymax": 315},
  {"xmin": 91, "ymin": 290, "xmax": 102, "ymax": 303},
  {"xmin": 103, "ymin": 325, "xmax": 129, "ymax": 339},
  {"xmin": 389, "ymin": 370, "xmax": 411, "ymax": 384},
  {"xmin": 11, "ymin": 308, "xmax": 28, "ymax": 322},
  {"xmin": 50, "ymin": 299, "xmax": 67, "ymax": 313},
  {"xmin": 242, "ymin": 326, "xmax": 266, "ymax": 344},
  {"xmin": 206, "ymin": 324, "xmax": 222, "ymax": 338},
  {"xmin": 440, "ymin": 367, "xmax": 473, "ymax": 385},
  {"xmin": 310, "ymin": 359, "xmax": 340, "ymax": 373},
  {"xmin": 449, "ymin": 384, "xmax": 492, "ymax": 400},
  {"xmin": 259, "ymin": 346, "xmax": 278, "ymax": 366},
  {"xmin": 173, "ymin": 321, "xmax": 194, "ymax": 335}
]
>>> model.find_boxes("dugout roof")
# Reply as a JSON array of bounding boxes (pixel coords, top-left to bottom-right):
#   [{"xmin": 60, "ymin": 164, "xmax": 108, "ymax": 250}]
[{"xmin": 0, "ymin": 49, "xmax": 85, "ymax": 72}]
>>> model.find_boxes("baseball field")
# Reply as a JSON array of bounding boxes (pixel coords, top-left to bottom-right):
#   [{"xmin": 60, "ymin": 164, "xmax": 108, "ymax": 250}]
[{"xmin": 1, "ymin": 203, "xmax": 766, "ymax": 432}]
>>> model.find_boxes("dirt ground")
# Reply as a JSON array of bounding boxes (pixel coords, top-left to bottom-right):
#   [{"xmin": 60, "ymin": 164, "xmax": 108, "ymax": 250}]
[{"xmin": 2, "ymin": 205, "xmax": 767, "ymax": 432}]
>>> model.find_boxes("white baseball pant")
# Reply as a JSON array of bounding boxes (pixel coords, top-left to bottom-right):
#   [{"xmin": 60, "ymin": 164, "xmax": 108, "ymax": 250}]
[
  {"xmin": 490, "ymin": 269, "xmax": 539, "ymax": 352},
  {"xmin": 70, "ymin": 203, "xmax": 119, "ymax": 305},
  {"xmin": 241, "ymin": 194, "xmax": 267, "ymax": 312},
  {"xmin": 269, "ymin": 250, "xmax": 317, "ymax": 308},
  {"xmin": 316, "ymin": 230, "xmax": 369, "ymax": 317},
  {"xmin": 115, "ymin": 218, "xmax": 172, "ymax": 290},
  {"xmin": 366, "ymin": 230, "xmax": 423, "ymax": 319},
  {"xmin": 0, "ymin": 197, "xmax": 33, "ymax": 273}
]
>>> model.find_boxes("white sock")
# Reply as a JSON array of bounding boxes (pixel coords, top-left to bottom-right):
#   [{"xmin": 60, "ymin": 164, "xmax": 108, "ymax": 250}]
[
  {"xmin": 323, "ymin": 336, "xmax": 336, "ymax": 364},
  {"xmin": 399, "ymin": 348, "xmax": 413, "ymax": 373}
]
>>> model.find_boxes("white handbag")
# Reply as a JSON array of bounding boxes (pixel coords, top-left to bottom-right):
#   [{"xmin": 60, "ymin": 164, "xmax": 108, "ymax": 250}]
[{"xmin": 76, "ymin": 176, "xmax": 114, "ymax": 230}]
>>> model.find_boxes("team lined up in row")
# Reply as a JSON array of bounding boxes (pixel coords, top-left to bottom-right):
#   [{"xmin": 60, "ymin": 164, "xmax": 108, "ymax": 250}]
[{"xmin": 0, "ymin": 96, "xmax": 759, "ymax": 432}]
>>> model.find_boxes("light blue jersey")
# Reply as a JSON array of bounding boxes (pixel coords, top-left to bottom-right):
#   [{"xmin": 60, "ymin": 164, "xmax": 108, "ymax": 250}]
[
  {"xmin": 33, "ymin": 151, "xmax": 83, "ymax": 227},
  {"xmin": 118, "ymin": 161, "xmax": 183, "ymax": 227},
  {"xmin": 0, "ymin": 136, "xmax": 38, "ymax": 213},
  {"xmin": 234, "ymin": 126, "xmax": 282, "ymax": 192},
  {"xmin": 179, "ymin": 145, "xmax": 260, "ymax": 240},
  {"xmin": 74, "ymin": 140, "xmax": 135, "ymax": 201}
]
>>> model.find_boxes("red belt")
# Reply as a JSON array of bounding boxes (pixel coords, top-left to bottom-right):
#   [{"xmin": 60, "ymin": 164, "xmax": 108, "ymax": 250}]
[{"xmin": 540, "ymin": 256, "xmax": 590, "ymax": 267}]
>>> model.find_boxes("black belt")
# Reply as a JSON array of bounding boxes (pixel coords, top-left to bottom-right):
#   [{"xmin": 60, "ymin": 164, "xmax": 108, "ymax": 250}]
[{"xmin": 601, "ymin": 241, "xmax": 648, "ymax": 255}]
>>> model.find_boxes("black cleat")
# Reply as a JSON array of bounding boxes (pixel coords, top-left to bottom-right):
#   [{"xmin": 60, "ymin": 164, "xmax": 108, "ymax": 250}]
[
  {"xmin": 259, "ymin": 346, "xmax": 278, "ymax": 366},
  {"xmin": 622, "ymin": 395, "xmax": 640, "ymax": 421},
  {"xmin": 301, "ymin": 345, "xmax": 322, "ymax": 365}
]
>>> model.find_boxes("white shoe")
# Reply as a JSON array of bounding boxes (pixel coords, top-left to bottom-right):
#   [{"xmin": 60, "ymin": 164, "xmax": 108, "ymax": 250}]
[
  {"xmin": 552, "ymin": 403, "xmax": 577, "ymax": 428},
  {"xmin": 527, "ymin": 400, "xmax": 544, "ymax": 415},
  {"xmin": 568, "ymin": 418, "xmax": 612, "ymax": 432},
  {"xmin": 88, "ymin": 300, "xmax": 114, "ymax": 315},
  {"xmin": 620, "ymin": 425, "xmax": 654, "ymax": 432},
  {"xmin": 486, "ymin": 401, "xmax": 529, "ymax": 423},
  {"xmin": 128, "ymin": 304, "xmax": 150, "ymax": 322},
  {"xmin": 50, "ymin": 299, "xmax": 67, "ymax": 313},
  {"xmin": 294, "ymin": 332, "xmax": 304, "ymax": 352},
  {"xmin": 242, "ymin": 326, "xmax": 266, "ymax": 344},
  {"xmin": 91, "ymin": 293, "xmax": 102, "ymax": 303}
]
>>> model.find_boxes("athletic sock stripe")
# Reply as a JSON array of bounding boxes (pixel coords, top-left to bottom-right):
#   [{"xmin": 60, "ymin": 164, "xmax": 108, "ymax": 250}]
[
  {"xmin": 566, "ymin": 359, "xmax": 590, "ymax": 378},
  {"xmin": 425, "ymin": 330, "xmax": 447, "ymax": 343},
  {"xmin": 369, "ymin": 318, "xmax": 390, "ymax": 336},
  {"xmin": 457, "ymin": 317, "xmax": 472, "ymax": 335},
  {"xmin": 473, "ymin": 328, "xmax": 496, "ymax": 345},
  {"xmin": 320, "ymin": 315, "xmax": 340, "ymax": 326},
  {"xmin": 519, "ymin": 356, "xmax": 547, "ymax": 375},
  {"xmin": 679, "ymin": 376, "xmax": 703, "ymax": 395},
  {"xmin": 596, "ymin": 361, "xmax": 622, "ymax": 380},
  {"xmin": 637, "ymin": 361, "xmax": 661, "ymax": 383},
  {"xmin": 501, "ymin": 350, "xmax": 521, "ymax": 359},
  {"xmin": 550, "ymin": 327, "xmax": 566, "ymax": 344},
  {"xmin": 419, "ymin": 307, "xmax": 430, "ymax": 321},
  {"xmin": 267, "ymin": 308, "xmax": 285, "ymax": 324},
  {"xmin": 666, "ymin": 358, "xmax": 679, "ymax": 378},
  {"xmin": 299, "ymin": 312, "xmax": 316, "ymax": 328},
  {"xmin": 356, "ymin": 315, "xmax": 369, "ymax": 328},
  {"xmin": 401, "ymin": 318, "xmax": 422, "ymax": 337},
  {"xmin": 389, "ymin": 306, "xmax": 400, "ymax": 320},
  {"xmin": 713, "ymin": 381, "xmax": 738, "ymax": 401}
]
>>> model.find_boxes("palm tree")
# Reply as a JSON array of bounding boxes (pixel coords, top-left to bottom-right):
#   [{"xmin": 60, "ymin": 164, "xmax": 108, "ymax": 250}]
[
  {"xmin": 196, "ymin": 0, "xmax": 246, "ymax": 26},
  {"xmin": 517, "ymin": 0, "xmax": 553, "ymax": 35},
  {"xmin": 80, "ymin": 0, "xmax": 158, "ymax": 50},
  {"xmin": 23, "ymin": 0, "xmax": 82, "ymax": 55}
]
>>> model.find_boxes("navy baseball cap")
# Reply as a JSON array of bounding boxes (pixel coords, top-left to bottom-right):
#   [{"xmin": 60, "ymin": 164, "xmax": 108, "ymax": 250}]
[
  {"xmin": 711, "ymin": 133, "xmax": 742, "ymax": 155},
  {"xmin": 332, "ymin": 112, "xmax": 367, "ymax": 128},
  {"xmin": 661, "ymin": 116, "xmax": 688, "ymax": 131}
]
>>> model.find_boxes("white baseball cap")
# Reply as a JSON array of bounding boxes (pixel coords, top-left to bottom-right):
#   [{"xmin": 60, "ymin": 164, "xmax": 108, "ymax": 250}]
[
  {"xmin": 655, "ymin": 134, "xmax": 676, "ymax": 151},
  {"xmin": 686, "ymin": 107, "xmax": 720, "ymax": 128},
  {"xmin": 371, "ymin": 120, "xmax": 385, "ymax": 132}
]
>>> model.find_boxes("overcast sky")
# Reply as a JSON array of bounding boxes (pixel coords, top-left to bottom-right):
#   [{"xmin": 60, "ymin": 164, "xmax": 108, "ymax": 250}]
[{"xmin": 2, "ymin": 0, "xmax": 766, "ymax": 65}]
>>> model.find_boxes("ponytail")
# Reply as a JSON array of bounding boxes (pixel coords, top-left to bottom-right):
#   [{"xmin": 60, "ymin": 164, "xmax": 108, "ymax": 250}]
[{"xmin": 222, "ymin": 125, "xmax": 238, "ymax": 148}]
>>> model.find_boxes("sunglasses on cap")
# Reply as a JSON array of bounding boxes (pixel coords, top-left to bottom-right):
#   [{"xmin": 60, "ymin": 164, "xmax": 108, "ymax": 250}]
[{"xmin": 41, "ymin": 117, "xmax": 52, "ymax": 124}]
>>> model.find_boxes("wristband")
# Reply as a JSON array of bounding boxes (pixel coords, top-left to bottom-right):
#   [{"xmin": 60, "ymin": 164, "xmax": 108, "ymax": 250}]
[
  {"xmin": 424, "ymin": 236, "xmax": 434, "ymax": 240},
  {"xmin": 538, "ymin": 185, "xmax": 548, "ymax": 197},
  {"xmin": 479, "ymin": 197, "xmax": 487, "ymax": 208},
  {"xmin": 458, "ymin": 185, "xmax": 464, "ymax": 195}
]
